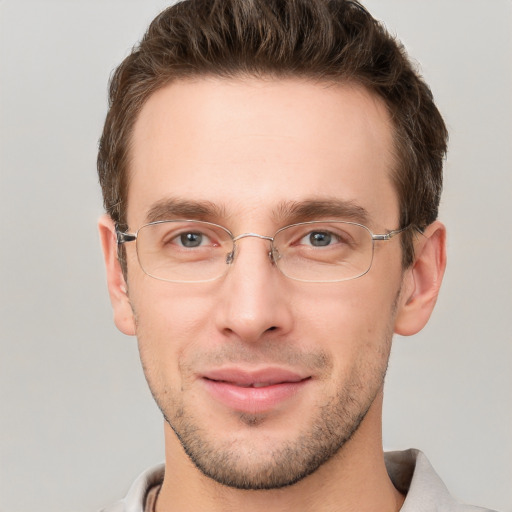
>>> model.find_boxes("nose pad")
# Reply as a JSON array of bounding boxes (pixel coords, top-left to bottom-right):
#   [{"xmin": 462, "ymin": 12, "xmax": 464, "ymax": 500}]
[
  {"xmin": 226, "ymin": 248, "xmax": 235, "ymax": 265},
  {"xmin": 269, "ymin": 246, "xmax": 281, "ymax": 264},
  {"xmin": 225, "ymin": 238, "xmax": 276, "ymax": 267},
  {"xmin": 226, "ymin": 248, "xmax": 273, "ymax": 266}
]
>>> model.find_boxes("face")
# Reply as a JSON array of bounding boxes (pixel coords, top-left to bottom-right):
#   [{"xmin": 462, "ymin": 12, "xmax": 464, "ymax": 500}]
[{"xmin": 108, "ymin": 78, "xmax": 413, "ymax": 489}]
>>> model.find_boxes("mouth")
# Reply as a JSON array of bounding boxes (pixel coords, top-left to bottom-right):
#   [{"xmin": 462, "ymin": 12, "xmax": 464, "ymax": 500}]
[
  {"xmin": 224, "ymin": 381, "xmax": 287, "ymax": 388},
  {"xmin": 201, "ymin": 368, "xmax": 311, "ymax": 414}
]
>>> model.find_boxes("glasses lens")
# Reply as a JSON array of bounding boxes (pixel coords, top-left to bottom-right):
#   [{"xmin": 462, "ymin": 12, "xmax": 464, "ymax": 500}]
[
  {"xmin": 273, "ymin": 222, "xmax": 374, "ymax": 282},
  {"xmin": 136, "ymin": 221, "xmax": 233, "ymax": 282}
]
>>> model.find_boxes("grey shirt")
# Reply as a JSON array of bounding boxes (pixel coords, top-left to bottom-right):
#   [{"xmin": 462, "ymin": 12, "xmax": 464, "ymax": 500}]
[{"xmin": 101, "ymin": 449, "xmax": 495, "ymax": 512}]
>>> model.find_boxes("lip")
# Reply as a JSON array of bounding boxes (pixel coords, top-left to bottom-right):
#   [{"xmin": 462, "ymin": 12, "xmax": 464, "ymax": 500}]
[{"xmin": 201, "ymin": 367, "xmax": 311, "ymax": 414}]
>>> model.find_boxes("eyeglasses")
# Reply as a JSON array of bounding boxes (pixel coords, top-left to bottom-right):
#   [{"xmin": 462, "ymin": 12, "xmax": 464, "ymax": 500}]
[{"xmin": 116, "ymin": 220, "xmax": 408, "ymax": 283}]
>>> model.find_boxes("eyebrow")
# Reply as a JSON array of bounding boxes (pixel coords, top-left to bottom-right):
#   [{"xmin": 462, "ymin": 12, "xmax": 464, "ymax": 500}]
[
  {"xmin": 145, "ymin": 198, "xmax": 228, "ymax": 223},
  {"xmin": 273, "ymin": 199, "xmax": 370, "ymax": 225},
  {"xmin": 144, "ymin": 197, "xmax": 369, "ymax": 227}
]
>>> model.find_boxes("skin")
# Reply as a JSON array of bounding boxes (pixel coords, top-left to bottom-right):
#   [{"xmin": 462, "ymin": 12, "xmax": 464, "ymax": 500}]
[{"xmin": 100, "ymin": 78, "xmax": 446, "ymax": 512}]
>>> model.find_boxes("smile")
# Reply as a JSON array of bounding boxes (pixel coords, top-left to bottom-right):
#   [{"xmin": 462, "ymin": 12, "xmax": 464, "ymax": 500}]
[
  {"xmin": 236, "ymin": 382, "xmax": 278, "ymax": 388},
  {"xmin": 201, "ymin": 368, "xmax": 311, "ymax": 414}
]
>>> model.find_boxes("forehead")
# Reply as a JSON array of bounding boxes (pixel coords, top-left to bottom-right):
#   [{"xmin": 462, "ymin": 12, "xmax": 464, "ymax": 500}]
[{"xmin": 127, "ymin": 77, "xmax": 398, "ymax": 229}]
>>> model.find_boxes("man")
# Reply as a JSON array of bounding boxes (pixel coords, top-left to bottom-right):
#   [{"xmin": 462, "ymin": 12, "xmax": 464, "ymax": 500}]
[{"xmin": 97, "ymin": 1, "xmax": 493, "ymax": 511}]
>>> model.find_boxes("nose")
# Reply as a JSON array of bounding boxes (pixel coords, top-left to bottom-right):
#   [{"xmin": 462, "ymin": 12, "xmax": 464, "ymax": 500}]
[{"xmin": 214, "ymin": 236, "xmax": 293, "ymax": 344}]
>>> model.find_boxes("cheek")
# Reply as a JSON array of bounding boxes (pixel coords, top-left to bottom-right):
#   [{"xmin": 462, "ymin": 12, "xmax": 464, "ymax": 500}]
[
  {"xmin": 305, "ymin": 283, "xmax": 393, "ymax": 328},
  {"xmin": 130, "ymin": 282, "xmax": 217, "ymax": 379},
  {"xmin": 293, "ymin": 280, "xmax": 399, "ymax": 359}
]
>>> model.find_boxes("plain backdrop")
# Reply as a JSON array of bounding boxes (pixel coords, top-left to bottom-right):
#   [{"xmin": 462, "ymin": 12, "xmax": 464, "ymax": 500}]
[{"xmin": 0, "ymin": 1, "xmax": 511, "ymax": 511}]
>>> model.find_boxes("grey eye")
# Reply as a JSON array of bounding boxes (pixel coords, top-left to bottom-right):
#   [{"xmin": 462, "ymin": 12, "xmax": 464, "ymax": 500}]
[
  {"xmin": 179, "ymin": 232, "xmax": 203, "ymax": 247},
  {"xmin": 308, "ymin": 232, "xmax": 332, "ymax": 247}
]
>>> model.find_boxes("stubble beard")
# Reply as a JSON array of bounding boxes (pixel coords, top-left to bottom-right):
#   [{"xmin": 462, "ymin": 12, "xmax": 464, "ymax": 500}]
[
  {"xmin": 168, "ymin": 379, "xmax": 381, "ymax": 490},
  {"xmin": 139, "ymin": 336, "xmax": 392, "ymax": 491},
  {"xmin": 134, "ymin": 289, "xmax": 400, "ymax": 491}
]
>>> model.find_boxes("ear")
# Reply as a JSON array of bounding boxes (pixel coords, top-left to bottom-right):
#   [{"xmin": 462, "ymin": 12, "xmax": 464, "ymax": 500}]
[
  {"xmin": 98, "ymin": 215, "xmax": 136, "ymax": 336},
  {"xmin": 394, "ymin": 221, "xmax": 447, "ymax": 336}
]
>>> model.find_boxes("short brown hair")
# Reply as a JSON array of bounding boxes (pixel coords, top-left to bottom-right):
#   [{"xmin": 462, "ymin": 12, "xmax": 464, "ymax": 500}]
[{"xmin": 98, "ymin": 0, "xmax": 448, "ymax": 267}]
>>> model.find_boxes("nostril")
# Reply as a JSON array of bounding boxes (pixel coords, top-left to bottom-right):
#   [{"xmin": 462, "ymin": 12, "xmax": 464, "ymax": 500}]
[{"xmin": 266, "ymin": 326, "xmax": 277, "ymax": 332}]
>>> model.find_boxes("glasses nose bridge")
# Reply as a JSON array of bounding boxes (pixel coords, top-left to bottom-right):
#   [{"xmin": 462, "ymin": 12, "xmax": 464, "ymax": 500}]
[
  {"xmin": 232, "ymin": 232, "xmax": 274, "ymax": 243},
  {"xmin": 227, "ymin": 232, "xmax": 275, "ymax": 265}
]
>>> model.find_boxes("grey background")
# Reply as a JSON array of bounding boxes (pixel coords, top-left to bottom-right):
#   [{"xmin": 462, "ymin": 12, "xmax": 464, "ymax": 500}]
[{"xmin": 0, "ymin": 1, "xmax": 511, "ymax": 511}]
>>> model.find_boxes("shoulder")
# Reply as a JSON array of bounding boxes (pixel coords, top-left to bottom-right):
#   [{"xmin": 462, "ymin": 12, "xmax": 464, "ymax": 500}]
[
  {"xmin": 385, "ymin": 449, "xmax": 497, "ymax": 512},
  {"xmin": 385, "ymin": 449, "xmax": 493, "ymax": 512},
  {"xmin": 100, "ymin": 463, "xmax": 165, "ymax": 512},
  {"xmin": 102, "ymin": 452, "xmax": 497, "ymax": 512}
]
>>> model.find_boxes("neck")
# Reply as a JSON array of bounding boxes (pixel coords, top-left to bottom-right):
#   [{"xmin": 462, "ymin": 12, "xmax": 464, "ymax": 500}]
[{"xmin": 156, "ymin": 392, "xmax": 404, "ymax": 512}]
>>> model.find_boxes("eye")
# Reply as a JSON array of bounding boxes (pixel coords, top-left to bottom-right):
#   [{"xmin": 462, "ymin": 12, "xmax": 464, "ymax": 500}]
[
  {"xmin": 176, "ymin": 231, "xmax": 207, "ymax": 248},
  {"xmin": 156, "ymin": 224, "xmax": 218, "ymax": 249},
  {"xmin": 299, "ymin": 230, "xmax": 344, "ymax": 247},
  {"xmin": 303, "ymin": 231, "xmax": 334, "ymax": 247}
]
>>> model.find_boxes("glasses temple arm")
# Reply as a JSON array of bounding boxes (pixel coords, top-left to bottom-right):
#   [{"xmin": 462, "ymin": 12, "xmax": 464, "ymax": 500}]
[
  {"xmin": 372, "ymin": 224, "xmax": 417, "ymax": 241},
  {"xmin": 116, "ymin": 231, "xmax": 137, "ymax": 244}
]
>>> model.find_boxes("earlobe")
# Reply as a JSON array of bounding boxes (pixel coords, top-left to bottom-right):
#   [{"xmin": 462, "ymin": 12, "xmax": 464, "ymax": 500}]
[
  {"xmin": 98, "ymin": 215, "xmax": 136, "ymax": 336},
  {"xmin": 394, "ymin": 221, "xmax": 447, "ymax": 336}
]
